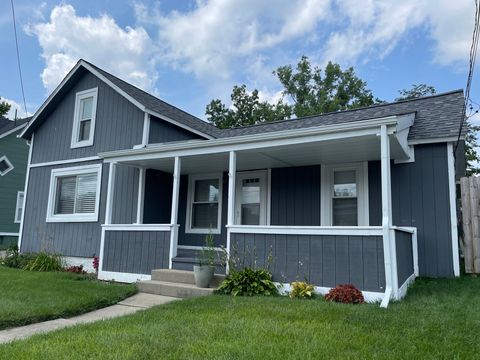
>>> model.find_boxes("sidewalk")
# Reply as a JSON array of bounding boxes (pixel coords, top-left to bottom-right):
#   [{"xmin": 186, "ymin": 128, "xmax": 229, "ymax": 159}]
[{"xmin": 0, "ymin": 293, "xmax": 179, "ymax": 344}]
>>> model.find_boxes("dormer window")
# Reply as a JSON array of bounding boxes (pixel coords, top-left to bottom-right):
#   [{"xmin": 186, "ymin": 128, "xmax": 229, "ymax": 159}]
[{"xmin": 71, "ymin": 88, "xmax": 98, "ymax": 148}]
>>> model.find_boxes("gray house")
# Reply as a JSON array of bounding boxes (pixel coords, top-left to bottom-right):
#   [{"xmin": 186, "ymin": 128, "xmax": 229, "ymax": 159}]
[{"xmin": 18, "ymin": 59, "xmax": 464, "ymax": 305}]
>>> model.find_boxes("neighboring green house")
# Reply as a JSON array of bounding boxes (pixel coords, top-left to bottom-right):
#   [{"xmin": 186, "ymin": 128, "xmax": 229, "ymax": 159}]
[{"xmin": 0, "ymin": 117, "xmax": 30, "ymax": 249}]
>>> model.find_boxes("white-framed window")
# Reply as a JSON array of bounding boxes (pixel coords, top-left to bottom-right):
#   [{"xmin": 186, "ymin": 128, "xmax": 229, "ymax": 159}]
[
  {"xmin": 321, "ymin": 162, "xmax": 369, "ymax": 226},
  {"xmin": 235, "ymin": 170, "xmax": 268, "ymax": 225},
  {"xmin": 186, "ymin": 173, "xmax": 223, "ymax": 234},
  {"xmin": 0, "ymin": 155, "xmax": 13, "ymax": 176},
  {"xmin": 71, "ymin": 88, "xmax": 98, "ymax": 148},
  {"xmin": 46, "ymin": 164, "xmax": 102, "ymax": 222},
  {"xmin": 14, "ymin": 191, "xmax": 24, "ymax": 223}
]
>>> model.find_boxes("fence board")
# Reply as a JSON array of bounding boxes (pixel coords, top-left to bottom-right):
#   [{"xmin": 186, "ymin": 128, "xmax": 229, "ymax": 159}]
[{"xmin": 460, "ymin": 176, "xmax": 480, "ymax": 273}]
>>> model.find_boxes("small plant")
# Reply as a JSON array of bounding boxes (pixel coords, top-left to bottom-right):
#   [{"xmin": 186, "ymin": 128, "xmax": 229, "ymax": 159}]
[
  {"xmin": 199, "ymin": 232, "xmax": 216, "ymax": 267},
  {"xmin": 93, "ymin": 256, "xmax": 99, "ymax": 273},
  {"xmin": 325, "ymin": 284, "xmax": 365, "ymax": 304},
  {"xmin": 65, "ymin": 265, "xmax": 86, "ymax": 274},
  {"xmin": 23, "ymin": 252, "xmax": 65, "ymax": 272},
  {"xmin": 289, "ymin": 281, "xmax": 315, "ymax": 299},
  {"xmin": 1, "ymin": 245, "xmax": 35, "ymax": 269},
  {"xmin": 216, "ymin": 268, "xmax": 278, "ymax": 296}
]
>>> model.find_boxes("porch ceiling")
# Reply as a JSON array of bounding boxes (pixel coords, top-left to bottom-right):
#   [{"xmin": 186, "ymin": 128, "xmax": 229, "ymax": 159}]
[{"xmin": 118, "ymin": 133, "xmax": 404, "ymax": 174}]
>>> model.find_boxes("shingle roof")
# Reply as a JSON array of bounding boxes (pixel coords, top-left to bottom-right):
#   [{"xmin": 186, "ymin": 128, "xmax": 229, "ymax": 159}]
[
  {"xmin": 83, "ymin": 61, "xmax": 222, "ymax": 138},
  {"xmin": 218, "ymin": 90, "xmax": 465, "ymax": 140},
  {"xmin": 0, "ymin": 117, "xmax": 30, "ymax": 137}
]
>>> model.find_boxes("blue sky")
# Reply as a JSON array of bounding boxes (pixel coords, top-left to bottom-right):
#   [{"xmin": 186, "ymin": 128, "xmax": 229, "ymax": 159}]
[{"xmin": 0, "ymin": 0, "xmax": 478, "ymax": 124}]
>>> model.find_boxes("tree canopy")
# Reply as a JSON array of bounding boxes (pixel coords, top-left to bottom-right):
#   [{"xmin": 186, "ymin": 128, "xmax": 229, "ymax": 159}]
[
  {"xmin": 395, "ymin": 84, "xmax": 436, "ymax": 101},
  {"xmin": 0, "ymin": 97, "xmax": 11, "ymax": 118}
]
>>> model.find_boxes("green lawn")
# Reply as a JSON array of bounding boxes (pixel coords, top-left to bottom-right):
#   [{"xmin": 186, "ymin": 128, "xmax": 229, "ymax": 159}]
[
  {"xmin": 1, "ymin": 276, "xmax": 479, "ymax": 359},
  {"xmin": 0, "ymin": 266, "xmax": 136, "ymax": 330}
]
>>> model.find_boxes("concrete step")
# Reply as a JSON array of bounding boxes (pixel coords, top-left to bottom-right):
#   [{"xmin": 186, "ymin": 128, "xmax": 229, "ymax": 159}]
[
  {"xmin": 137, "ymin": 280, "xmax": 215, "ymax": 298},
  {"xmin": 172, "ymin": 257, "xmax": 226, "ymax": 274},
  {"xmin": 151, "ymin": 269, "xmax": 225, "ymax": 287}
]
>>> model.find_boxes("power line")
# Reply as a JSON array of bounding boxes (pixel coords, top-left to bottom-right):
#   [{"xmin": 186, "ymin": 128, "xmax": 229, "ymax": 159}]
[{"xmin": 10, "ymin": 0, "xmax": 28, "ymax": 117}]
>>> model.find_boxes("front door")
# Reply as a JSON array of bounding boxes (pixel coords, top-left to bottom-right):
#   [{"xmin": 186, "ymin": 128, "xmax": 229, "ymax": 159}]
[{"xmin": 235, "ymin": 171, "xmax": 267, "ymax": 225}]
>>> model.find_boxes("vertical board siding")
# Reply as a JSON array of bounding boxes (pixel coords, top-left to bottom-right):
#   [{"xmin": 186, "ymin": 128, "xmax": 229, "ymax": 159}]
[
  {"xmin": 231, "ymin": 233, "xmax": 385, "ymax": 292},
  {"xmin": 369, "ymin": 143, "xmax": 454, "ymax": 278},
  {"xmin": 395, "ymin": 230, "xmax": 414, "ymax": 285},
  {"xmin": 112, "ymin": 164, "xmax": 139, "ymax": 224},
  {"xmin": 31, "ymin": 71, "xmax": 144, "ymax": 164},
  {"xmin": 102, "ymin": 230, "xmax": 170, "ymax": 274},
  {"xmin": 270, "ymin": 165, "xmax": 321, "ymax": 226},
  {"xmin": 148, "ymin": 116, "xmax": 203, "ymax": 144},
  {"xmin": 20, "ymin": 160, "xmax": 108, "ymax": 257}
]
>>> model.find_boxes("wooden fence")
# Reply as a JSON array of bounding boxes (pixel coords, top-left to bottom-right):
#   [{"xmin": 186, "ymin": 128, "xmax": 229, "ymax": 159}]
[{"xmin": 460, "ymin": 176, "xmax": 480, "ymax": 273}]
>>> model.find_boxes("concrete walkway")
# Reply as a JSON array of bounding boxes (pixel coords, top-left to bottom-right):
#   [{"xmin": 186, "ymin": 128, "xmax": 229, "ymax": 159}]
[{"xmin": 0, "ymin": 293, "xmax": 179, "ymax": 344}]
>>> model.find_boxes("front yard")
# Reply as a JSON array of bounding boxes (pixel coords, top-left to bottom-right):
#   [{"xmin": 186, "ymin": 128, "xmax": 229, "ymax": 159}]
[
  {"xmin": 0, "ymin": 266, "xmax": 136, "ymax": 330},
  {"xmin": 1, "ymin": 275, "xmax": 479, "ymax": 359}
]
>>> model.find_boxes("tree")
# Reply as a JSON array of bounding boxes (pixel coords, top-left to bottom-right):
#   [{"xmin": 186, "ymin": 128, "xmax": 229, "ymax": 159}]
[
  {"xmin": 206, "ymin": 56, "xmax": 378, "ymax": 129},
  {"xmin": 397, "ymin": 84, "xmax": 480, "ymax": 176},
  {"xmin": 206, "ymin": 85, "xmax": 291, "ymax": 129},
  {"xmin": 395, "ymin": 84, "xmax": 436, "ymax": 101},
  {"xmin": 0, "ymin": 97, "xmax": 11, "ymax": 118}
]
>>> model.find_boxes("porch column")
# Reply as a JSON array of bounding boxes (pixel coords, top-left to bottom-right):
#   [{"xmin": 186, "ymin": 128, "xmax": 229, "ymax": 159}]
[
  {"xmin": 226, "ymin": 151, "xmax": 237, "ymax": 273},
  {"xmin": 380, "ymin": 125, "xmax": 398, "ymax": 306},
  {"xmin": 105, "ymin": 162, "xmax": 117, "ymax": 225},
  {"xmin": 169, "ymin": 157, "xmax": 181, "ymax": 269},
  {"xmin": 136, "ymin": 167, "xmax": 146, "ymax": 224}
]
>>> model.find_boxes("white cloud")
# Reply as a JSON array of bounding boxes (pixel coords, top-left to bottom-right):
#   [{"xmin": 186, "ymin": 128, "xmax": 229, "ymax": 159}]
[
  {"xmin": 1, "ymin": 97, "xmax": 31, "ymax": 119},
  {"xmin": 26, "ymin": 4, "xmax": 158, "ymax": 92}
]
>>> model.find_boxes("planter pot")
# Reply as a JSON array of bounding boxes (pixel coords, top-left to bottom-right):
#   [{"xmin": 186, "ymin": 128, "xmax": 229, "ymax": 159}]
[{"xmin": 193, "ymin": 265, "xmax": 215, "ymax": 288}]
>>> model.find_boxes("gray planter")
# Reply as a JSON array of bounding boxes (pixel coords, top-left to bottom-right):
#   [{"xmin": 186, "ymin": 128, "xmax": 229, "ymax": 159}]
[{"xmin": 193, "ymin": 265, "xmax": 215, "ymax": 288}]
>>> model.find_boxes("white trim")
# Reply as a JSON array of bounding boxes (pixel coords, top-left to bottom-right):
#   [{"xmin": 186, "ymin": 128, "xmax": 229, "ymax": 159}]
[
  {"xmin": 70, "ymin": 88, "xmax": 98, "ymax": 149},
  {"xmin": 29, "ymin": 156, "xmax": 100, "ymax": 168},
  {"xmin": 102, "ymin": 224, "xmax": 172, "ymax": 231},
  {"xmin": 169, "ymin": 157, "xmax": 181, "ymax": 268},
  {"xmin": 397, "ymin": 273, "xmax": 416, "ymax": 300},
  {"xmin": 64, "ymin": 256, "xmax": 95, "ymax": 273},
  {"xmin": 0, "ymin": 232, "xmax": 19, "ymax": 237},
  {"xmin": 104, "ymin": 162, "xmax": 117, "ymax": 225},
  {"xmin": 140, "ymin": 112, "xmax": 150, "ymax": 147},
  {"xmin": 267, "ymin": 168, "xmax": 271, "ymax": 226},
  {"xmin": 380, "ymin": 287, "xmax": 392, "ymax": 308},
  {"xmin": 235, "ymin": 170, "xmax": 268, "ymax": 226},
  {"xmin": 177, "ymin": 245, "xmax": 223, "ymax": 251},
  {"xmin": 185, "ymin": 172, "xmax": 223, "ymax": 234},
  {"xmin": 146, "ymin": 109, "xmax": 214, "ymax": 140},
  {"xmin": 0, "ymin": 155, "xmax": 14, "ymax": 176},
  {"xmin": 14, "ymin": 191, "xmax": 24, "ymax": 223},
  {"xmin": 321, "ymin": 162, "xmax": 369, "ymax": 226},
  {"xmin": 98, "ymin": 270, "xmax": 151, "ymax": 283},
  {"xmin": 408, "ymin": 136, "xmax": 460, "ymax": 145},
  {"xmin": 17, "ymin": 133, "xmax": 33, "ymax": 251},
  {"xmin": 392, "ymin": 226, "xmax": 419, "ymax": 277},
  {"xmin": 447, "ymin": 142, "xmax": 460, "ymax": 277},
  {"xmin": 136, "ymin": 167, "xmax": 145, "ymax": 224},
  {"xmin": 227, "ymin": 225, "xmax": 383, "ymax": 236},
  {"xmin": 46, "ymin": 163, "xmax": 102, "ymax": 223},
  {"xmin": 0, "ymin": 122, "xmax": 27, "ymax": 139},
  {"xmin": 277, "ymin": 283, "xmax": 384, "ymax": 304}
]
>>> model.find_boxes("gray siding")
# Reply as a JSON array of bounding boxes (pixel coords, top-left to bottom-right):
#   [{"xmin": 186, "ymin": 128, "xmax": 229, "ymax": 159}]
[
  {"xmin": 31, "ymin": 71, "xmax": 144, "ymax": 164},
  {"xmin": 271, "ymin": 166, "xmax": 321, "ymax": 226},
  {"xmin": 149, "ymin": 115, "xmax": 202, "ymax": 144},
  {"xmin": 231, "ymin": 233, "xmax": 386, "ymax": 292},
  {"xmin": 102, "ymin": 230, "xmax": 170, "ymax": 274},
  {"xmin": 395, "ymin": 230, "xmax": 414, "ymax": 285},
  {"xmin": 112, "ymin": 164, "xmax": 139, "ymax": 224}
]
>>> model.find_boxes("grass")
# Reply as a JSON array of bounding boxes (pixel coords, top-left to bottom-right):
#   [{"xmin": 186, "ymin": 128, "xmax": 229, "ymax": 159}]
[
  {"xmin": 0, "ymin": 266, "xmax": 136, "ymax": 330},
  {"xmin": 1, "ymin": 276, "xmax": 479, "ymax": 359}
]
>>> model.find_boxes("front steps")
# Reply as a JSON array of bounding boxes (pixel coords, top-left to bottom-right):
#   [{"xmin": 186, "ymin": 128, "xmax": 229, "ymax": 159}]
[
  {"xmin": 172, "ymin": 248, "xmax": 225, "ymax": 274},
  {"xmin": 137, "ymin": 269, "xmax": 225, "ymax": 298}
]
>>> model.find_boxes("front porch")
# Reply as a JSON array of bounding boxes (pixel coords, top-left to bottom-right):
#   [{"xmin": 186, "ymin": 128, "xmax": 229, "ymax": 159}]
[{"xmin": 97, "ymin": 116, "xmax": 419, "ymax": 305}]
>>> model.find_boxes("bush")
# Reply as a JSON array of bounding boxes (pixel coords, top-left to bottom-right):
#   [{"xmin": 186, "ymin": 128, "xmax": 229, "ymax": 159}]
[
  {"xmin": 65, "ymin": 265, "xmax": 86, "ymax": 274},
  {"xmin": 23, "ymin": 252, "xmax": 65, "ymax": 272},
  {"xmin": 325, "ymin": 284, "xmax": 365, "ymax": 304},
  {"xmin": 289, "ymin": 281, "xmax": 315, "ymax": 299},
  {"xmin": 1, "ymin": 245, "xmax": 35, "ymax": 269},
  {"xmin": 216, "ymin": 268, "xmax": 278, "ymax": 296}
]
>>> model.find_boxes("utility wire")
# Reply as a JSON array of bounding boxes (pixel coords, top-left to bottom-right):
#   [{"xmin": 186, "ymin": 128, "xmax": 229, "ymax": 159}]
[{"xmin": 10, "ymin": 0, "xmax": 28, "ymax": 117}]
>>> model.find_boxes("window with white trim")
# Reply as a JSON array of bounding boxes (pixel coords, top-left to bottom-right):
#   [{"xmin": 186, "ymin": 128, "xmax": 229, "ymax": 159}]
[
  {"xmin": 14, "ymin": 191, "xmax": 24, "ymax": 223},
  {"xmin": 235, "ymin": 170, "xmax": 268, "ymax": 225},
  {"xmin": 71, "ymin": 88, "xmax": 98, "ymax": 148},
  {"xmin": 46, "ymin": 164, "xmax": 102, "ymax": 222},
  {"xmin": 321, "ymin": 162, "xmax": 369, "ymax": 226},
  {"xmin": 0, "ymin": 155, "xmax": 13, "ymax": 176},
  {"xmin": 186, "ymin": 173, "xmax": 222, "ymax": 234}
]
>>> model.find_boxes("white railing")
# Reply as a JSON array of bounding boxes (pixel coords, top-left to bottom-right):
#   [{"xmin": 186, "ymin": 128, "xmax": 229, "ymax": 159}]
[
  {"xmin": 227, "ymin": 225, "xmax": 384, "ymax": 236},
  {"xmin": 392, "ymin": 226, "xmax": 418, "ymax": 277}
]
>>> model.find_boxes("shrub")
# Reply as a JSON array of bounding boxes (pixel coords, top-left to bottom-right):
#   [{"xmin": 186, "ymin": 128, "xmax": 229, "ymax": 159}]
[
  {"xmin": 1, "ymin": 245, "xmax": 35, "ymax": 269},
  {"xmin": 199, "ymin": 232, "xmax": 216, "ymax": 267},
  {"xmin": 216, "ymin": 268, "xmax": 278, "ymax": 296},
  {"xmin": 23, "ymin": 252, "xmax": 64, "ymax": 272},
  {"xmin": 289, "ymin": 281, "xmax": 315, "ymax": 299},
  {"xmin": 325, "ymin": 284, "xmax": 365, "ymax": 304},
  {"xmin": 93, "ymin": 256, "xmax": 99, "ymax": 272},
  {"xmin": 65, "ymin": 265, "xmax": 86, "ymax": 274}
]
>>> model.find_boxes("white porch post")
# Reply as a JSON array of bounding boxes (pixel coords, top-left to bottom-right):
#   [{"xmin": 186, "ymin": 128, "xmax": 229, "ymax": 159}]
[
  {"xmin": 136, "ymin": 167, "xmax": 146, "ymax": 224},
  {"xmin": 226, "ymin": 151, "xmax": 237, "ymax": 274},
  {"xmin": 169, "ymin": 156, "xmax": 181, "ymax": 269},
  {"xmin": 380, "ymin": 125, "xmax": 398, "ymax": 307},
  {"xmin": 105, "ymin": 162, "xmax": 117, "ymax": 225}
]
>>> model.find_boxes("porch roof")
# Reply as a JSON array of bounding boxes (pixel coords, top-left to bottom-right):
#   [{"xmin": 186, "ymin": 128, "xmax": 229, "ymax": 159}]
[{"xmin": 99, "ymin": 113, "xmax": 414, "ymax": 173}]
